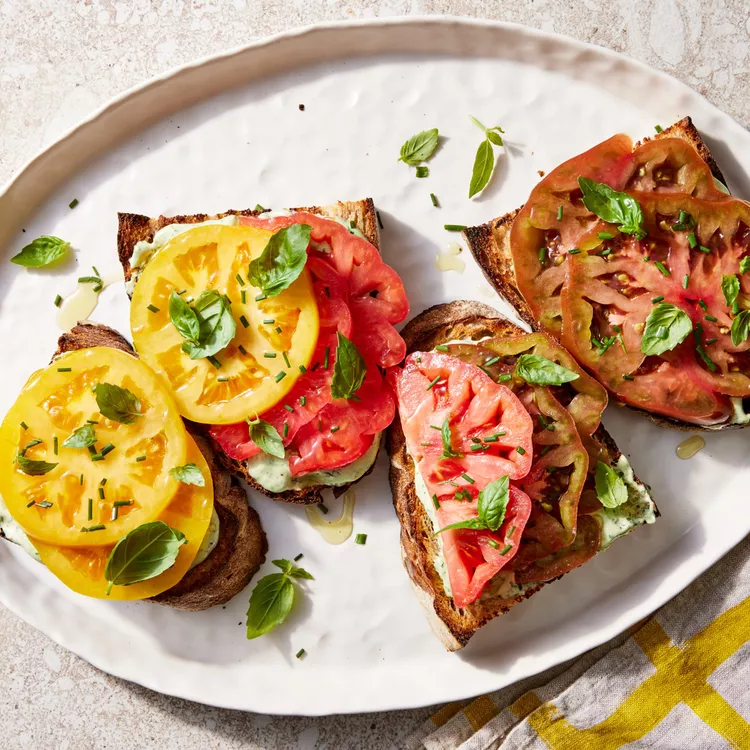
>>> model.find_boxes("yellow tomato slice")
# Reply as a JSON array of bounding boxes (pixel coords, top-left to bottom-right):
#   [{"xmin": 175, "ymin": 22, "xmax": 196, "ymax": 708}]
[
  {"xmin": 31, "ymin": 434, "xmax": 214, "ymax": 600},
  {"xmin": 0, "ymin": 347, "xmax": 188, "ymax": 547},
  {"xmin": 130, "ymin": 224, "xmax": 319, "ymax": 424}
]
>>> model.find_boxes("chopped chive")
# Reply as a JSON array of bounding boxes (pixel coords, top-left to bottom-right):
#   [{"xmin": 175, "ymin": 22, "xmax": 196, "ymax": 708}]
[
  {"xmin": 37, "ymin": 501, "xmax": 53, "ymax": 509},
  {"xmin": 416, "ymin": 166, "xmax": 429, "ymax": 178},
  {"xmin": 432, "ymin": 494, "xmax": 440, "ymax": 510},
  {"xmin": 82, "ymin": 525, "xmax": 106, "ymax": 533},
  {"xmin": 324, "ymin": 346, "xmax": 330, "ymax": 370},
  {"xmin": 429, "ymin": 425, "xmax": 441, "ymax": 430},
  {"xmin": 623, "ymin": 374, "xmax": 635, "ymax": 381},
  {"xmin": 497, "ymin": 373, "xmax": 512, "ymax": 382},
  {"xmin": 87, "ymin": 498, "xmax": 93, "ymax": 520},
  {"xmin": 135, "ymin": 456, "xmax": 146, "ymax": 462},
  {"xmin": 516, "ymin": 446, "xmax": 526, "ymax": 455},
  {"xmin": 236, "ymin": 273, "xmax": 245, "ymax": 287},
  {"xmin": 53, "ymin": 436, "xmax": 58, "ymax": 455},
  {"xmin": 330, "ymin": 426, "xmax": 340, "ymax": 433},
  {"xmin": 470, "ymin": 444, "xmax": 488, "ymax": 451},
  {"xmin": 319, "ymin": 504, "xmax": 329, "ymax": 515},
  {"xmin": 54, "ymin": 294, "xmax": 62, "ymax": 307},
  {"xmin": 91, "ymin": 454, "xmax": 104, "ymax": 461},
  {"xmin": 483, "ymin": 435, "xmax": 499, "ymax": 443},
  {"xmin": 217, "ymin": 376, "xmax": 229, "ymax": 382},
  {"xmin": 275, "ymin": 327, "xmax": 282, "ymax": 334},
  {"xmin": 78, "ymin": 276, "xmax": 102, "ymax": 285},
  {"xmin": 705, "ymin": 337, "xmax": 718, "ymax": 345},
  {"xmin": 87, "ymin": 419, "xmax": 98, "ymax": 424},
  {"xmin": 69, "ymin": 198, "xmax": 79, "ymax": 209},
  {"xmin": 299, "ymin": 364, "xmax": 307, "ymax": 374},
  {"xmin": 355, "ymin": 533, "xmax": 367, "ymax": 545},
  {"xmin": 114, "ymin": 500, "xmax": 133, "ymax": 508},
  {"xmin": 100, "ymin": 443, "xmax": 115, "ymax": 456},
  {"xmin": 57, "ymin": 367, "xmax": 72, "ymax": 372},
  {"xmin": 435, "ymin": 344, "xmax": 449, "ymax": 352},
  {"xmin": 696, "ymin": 344, "xmax": 717, "ymax": 372},
  {"xmin": 599, "ymin": 249, "xmax": 612, "ymax": 257},
  {"xmin": 283, "ymin": 351, "xmax": 291, "ymax": 368},
  {"xmin": 568, "ymin": 248, "xmax": 581, "ymax": 255},
  {"xmin": 487, "ymin": 538, "xmax": 499, "ymax": 549},
  {"xmin": 426, "ymin": 375, "xmax": 441, "ymax": 391},
  {"xmin": 539, "ymin": 247, "xmax": 547, "ymax": 264},
  {"xmin": 283, "ymin": 423, "xmax": 289, "ymax": 438},
  {"xmin": 79, "ymin": 474, "xmax": 84, "ymax": 485},
  {"xmin": 176, "ymin": 289, "xmax": 186, "ymax": 295},
  {"xmin": 207, "ymin": 355, "xmax": 221, "ymax": 369},
  {"xmin": 263, "ymin": 352, "xmax": 277, "ymax": 358},
  {"xmin": 688, "ymin": 232, "xmax": 697, "ymax": 249},
  {"xmin": 147, "ymin": 304, "xmax": 160, "ymax": 313},
  {"xmin": 430, "ymin": 193, "xmax": 439, "ymax": 207},
  {"xmin": 598, "ymin": 232, "xmax": 614, "ymax": 240},
  {"xmin": 283, "ymin": 404, "xmax": 294, "ymax": 413},
  {"xmin": 300, "ymin": 396, "xmax": 306, "ymax": 406},
  {"xmin": 508, "ymin": 525, "xmax": 516, "ymax": 536},
  {"xmin": 557, "ymin": 205, "xmax": 564, "ymax": 221},
  {"xmin": 26, "ymin": 500, "xmax": 35, "ymax": 508},
  {"xmin": 20, "ymin": 421, "xmax": 28, "ymax": 430},
  {"xmin": 499, "ymin": 543, "xmax": 513, "ymax": 555},
  {"xmin": 698, "ymin": 245, "xmax": 711, "ymax": 254},
  {"xmin": 263, "ymin": 318, "xmax": 275, "ymax": 325},
  {"xmin": 294, "ymin": 553, "xmax": 303, "ymax": 561},
  {"xmin": 239, "ymin": 315, "xmax": 249, "ymax": 328},
  {"xmin": 241, "ymin": 290, "xmax": 247, "ymax": 303},
  {"xmin": 111, "ymin": 507, "xmax": 119, "ymax": 521},
  {"xmin": 311, "ymin": 362, "xmax": 320, "ymax": 372},
  {"xmin": 705, "ymin": 315, "xmax": 718, "ymax": 322},
  {"xmin": 444, "ymin": 224, "xmax": 467, "ymax": 232},
  {"xmin": 461, "ymin": 473, "xmax": 475, "ymax": 484},
  {"xmin": 654, "ymin": 124, "xmax": 663, "ymax": 133},
  {"xmin": 654, "ymin": 261, "xmax": 670, "ymax": 277},
  {"xmin": 255, "ymin": 293, "xmax": 267, "ymax": 302},
  {"xmin": 651, "ymin": 295, "xmax": 664, "ymax": 304},
  {"xmin": 683, "ymin": 274, "xmax": 689, "ymax": 289},
  {"xmin": 88, "ymin": 445, "xmax": 96, "ymax": 455},
  {"xmin": 295, "ymin": 648, "xmax": 306, "ymax": 659},
  {"xmin": 484, "ymin": 356, "xmax": 501, "ymax": 367},
  {"xmin": 698, "ymin": 299, "xmax": 708, "ymax": 311},
  {"xmin": 539, "ymin": 445, "xmax": 553, "ymax": 456},
  {"xmin": 324, "ymin": 287, "xmax": 330, "ymax": 298}
]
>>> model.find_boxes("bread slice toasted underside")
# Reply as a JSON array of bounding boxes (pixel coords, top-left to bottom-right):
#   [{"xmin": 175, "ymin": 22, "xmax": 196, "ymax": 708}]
[
  {"xmin": 463, "ymin": 116, "xmax": 737, "ymax": 432},
  {"xmin": 387, "ymin": 300, "xmax": 657, "ymax": 651},
  {"xmin": 49, "ymin": 322, "xmax": 267, "ymax": 611},
  {"xmin": 117, "ymin": 199, "xmax": 381, "ymax": 505}
]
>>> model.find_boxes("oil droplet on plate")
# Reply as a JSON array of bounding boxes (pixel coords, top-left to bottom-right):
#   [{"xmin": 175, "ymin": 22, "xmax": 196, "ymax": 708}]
[
  {"xmin": 676, "ymin": 435, "xmax": 705, "ymax": 460},
  {"xmin": 56, "ymin": 274, "xmax": 122, "ymax": 332},
  {"xmin": 435, "ymin": 242, "xmax": 465, "ymax": 273},
  {"xmin": 305, "ymin": 489, "xmax": 356, "ymax": 544}
]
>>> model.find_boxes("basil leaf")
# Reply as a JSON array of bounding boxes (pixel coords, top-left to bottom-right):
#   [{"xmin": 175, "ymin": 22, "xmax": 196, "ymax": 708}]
[
  {"xmin": 740, "ymin": 257, "xmax": 750, "ymax": 275},
  {"xmin": 104, "ymin": 521, "xmax": 186, "ymax": 594},
  {"xmin": 169, "ymin": 290, "xmax": 201, "ymax": 343},
  {"xmin": 169, "ymin": 463, "xmax": 205, "ymax": 486},
  {"xmin": 272, "ymin": 558, "xmax": 314, "ymax": 580},
  {"xmin": 249, "ymin": 419, "xmax": 285, "ymax": 459},
  {"xmin": 722, "ymin": 274, "xmax": 740, "ymax": 307},
  {"xmin": 93, "ymin": 383, "xmax": 142, "ymax": 424},
  {"xmin": 16, "ymin": 455, "xmax": 57, "ymax": 476},
  {"xmin": 398, "ymin": 128, "xmax": 439, "ymax": 165},
  {"xmin": 477, "ymin": 476, "xmax": 510, "ymax": 532},
  {"xmin": 289, "ymin": 565, "xmax": 314, "ymax": 580},
  {"xmin": 469, "ymin": 139, "xmax": 495, "ymax": 199},
  {"xmin": 440, "ymin": 419, "xmax": 463, "ymax": 459},
  {"xmin": 640, "ymin": 303, "xmax": 693, "ymax": 356},
  {"xmin": 245, "ymin": 572, "xmax": 295, "ymax": 640},
  {"xmin": 434, "ymin": 517, "xmax": 487, "ymax": 536},
  {"xmin": 469, "ymin": 116, "xmax": 504, "ymax": 146},
  {"xmin": 486, "ymin": 130, "xmax": 504, "ymax": 147},
  {"xmin": 247, "ymin": 224, "xmax": 311, "ymax": 298},
  {"xmin": 11, "ymin": 236, "xmax": 69, "ymax": 267},
  {"xmin": 731, "ymin": 310, "xmax": 750, "ymax": 346},
  {"xmin": 594, "ymin": 461, "xmax": 628, "ymax": 509},
  {"xmin": 577, "ymin": 177, "xmax": 646, "ymax": 239},
  {"xmin": 181, "ymin": 290, "xmax": 236, "ymax": 360},
  {"xmin": 330, "ymin": 333, "xmax": 366, "ymax": 400},
  {"xmin": 515, "ymin": 354, "xmax": 580, "ymax": 385},
  {"xmin": 62, "ymin": 424, "xmax": 97, "ymax": 449}
]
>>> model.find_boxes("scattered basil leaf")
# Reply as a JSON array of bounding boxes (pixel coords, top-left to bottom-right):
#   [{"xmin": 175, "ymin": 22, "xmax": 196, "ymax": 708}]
[
  {"xmin": 16, "ymin": 455, "xmax": 58, "ymax": 476},
  {"xmin": 740, "ymin": 257, "xmax": 750, "ymax": 275},
  {"xmin": 104, "ymin": 521, "xmax": 186, "ymax": 595},
  {"xmin": 248, "ymin": 419, "xmax": 285, "ymax": 459},
  {"xmin": 169, "ymin": 290, "xmax": 201, "ymax": 343},
  {"xmin": 247, "ymin": 224, "xmax": 311, "ymax": 298},
  {"xmin": 11, "ymin": 236, "xmax": 69, "ymax": 268},
  {"xmin": 169, "ymin": 463, "xmax": 205, "ymax": 486},
  {"xmin": 515, "ymin": 354, "xmax": 580, "ymax": 385},
  {"xmin": 722, "ymin": 274, "xmax": 740, "ymax": 308},
  {"xmin": 330, "ymin": 333, "xmax": 366, "ymax": 400},
  {"xmin": 440, "ymin": 419, "xmax": 463, "ymax": 459},
  {"xmin": 398, "ymin": 128, "xmax": 439, "ymax": 165},
  {"xmin": 594, "ymin": 461, "xmax": 628, "ymax": 509},
  {"xmin": 469, "ymin": 138, "xmax": 495, "ymax": 199},
  {"xmin": 477, "ymin": 476, "xmax": 509, "ymax": 531},
  {"xmin": 93, "ymin": 383, "xmax": 142, "ymax": 424},
  {"xmin": 181, "ymin": 290, "xmax": 236, "ymax": 360},
  {"xmin": 640, "ymin": 303, "xmax": 693, "ymax": 356},
  {"xmin": 62, "ymin": 424, "xmax": 97, "ymax": 449},
  {"xmin": 731, "ymin": 310, "xmax": 750, "ymax": 346},
  {"xmin": 577, "ymin": 177, "xmax": 647, "ymax": 239}
]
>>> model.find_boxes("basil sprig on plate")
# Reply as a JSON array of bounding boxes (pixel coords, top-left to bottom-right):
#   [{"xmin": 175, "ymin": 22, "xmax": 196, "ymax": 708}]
[
  {"xmin": 468, "ymin": 116, "xmax": 505, "ymax": 199},
  {"xmin": 175, "ymin": 290, "xmax": 236, "ymax": 360},
  {"xmin": 440, "ymin": 419, "xmax": 463, "ymax": 460},
  {"xmin": 16, "ymin": 455, "xmax": 58, "ymax": 476},
  {"xmin": 93, "ymin": 383, "xmax": 143, "ymax": 424},
  {"xmin": 435, "ymin": 476, "xmax": 510, "ymax": 535},
  {"xmin": 594, "ymin": 461, "xmax": 628, "ymax": 509},
  {"xmin": 330, "ymin": 333, "xmax": 367, "ymax": 401},
  {"xmin": 398, "ymin": 128, "xmax": 439, "ymax": 166},
  {"xmin": 62, "ymin": 423, "xmax": 97, "ymax": 449},
  {"xmin": 246, "ymin": 559, "xmax": 314, "ymax": 640},
  {"xmin": 640, "ymin": 302, "xmax": 693, "ymax": 356},
  {"xmin": 731, "ymin": 310, "xmax": 750, "ymax": 346},
  {"xmin": 248, "ymin": 224, "xmax": 311, "ymax": 298},
  {"xmin": 247, "ymin": 418, "xmax": 285, "ymax": 459},
  {"xmin": 104, "ymin": 521, "xmax": 187, "ymax": 596},
  {"xmin": 11, "ymin": 236, "xmax": 70, "ymax": 267},
  {"xmin": 514, "ymin": 354, "xmax": 579, "ymax": 386},
  {"xmin": 169, "ymin": 463, "xmax": 205, "ymax": 487},
  {"xmin": 577, "ymin": 177, "xmax": 647, "ymax": 239}
]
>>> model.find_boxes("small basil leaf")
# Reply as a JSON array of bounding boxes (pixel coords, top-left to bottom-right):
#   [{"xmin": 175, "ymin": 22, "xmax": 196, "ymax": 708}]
[
  {"xmin": 477, "ymin": 476, "xmax": 510, "ymax": 531},
  {"xmin": 515, "ymin": 354, "xmax": 580, "ymax": 386},
  {"xmin": 722, "ymin": 274, "xmax": 740, "ymax": 308},
  {"xmin": 272, "ymin": 559, "xmax": 294, "ymax": 575},
  {"xmin": 640, "ymin": 303, "xmax": 693, "ymax": 356},
  {"xmin": 330, "ymin": 333, "xmax": 367, "ymax": 400},
  {"xmin": 104, "ymin": 520, "xmax": 187, "ymax": 594},
  {"xmin": 247, "ymin": 224, "xmax": 311, "ymax": 298},
  {"xmin": 469, "ymin": 139, "xmax": 495, "ymax": 199},
  {"xmin": 289, "ymin": 565, "xmax": 314, "ymax": 580},
  {"xmin": 169, "ymin": 290, "xmax": 201, "ymax": 343},
  {"xmin": 181, "ymin": 290, "xmax": 236, "ymax": 360},
  {"xmin": 62, "ymin": 424, "xmax": 97, "ymax": 449},
  {"xmin": 740, "ymin": 257, "xmax": 750, "ymax": 275},
  {"xmin": 272, "ymin": 558, "xmax": 315, "ymax": 580},
  {"xmin": 440, "ymin": 419, "xmax": 463, "ymax": 459},
  {"xmin": 398, "ymin": 128, "xmax": 439, "ymax": 165},
  {"xmin": 577, "ymin": 177, "xmax": 646, "ymax": 239},
  {"xmin": 433, "ymin": 517, "xmax": 487, "ymax": 536},
  {"xmin": 486, "ymin": 130, "xmax": 504, "ymax": 147},
  {"xmin": 594, "ymin": 461, "xmax": 628, "ymax": 509},
  {"xmin": 731, "ymin": 310, "xmax": 750, "ymax": 346},
  {"xmin": 93, "ymin": 383, "xmax": 143, "ymax": 424},
  {"xmin": 249, "ymin": 419, "xmax": 285, "ymax": 459},
  {"xmin": 169, "ymin": 463, "xmax": 205, "ymax": 486},
  {"xmin": 245, "ymin": 572, "xmax": 295, "ymax": 640},
  {"xmin": 16, "ymin": 455, "xmax": 58, "ymax": 476},
  {"xmin": 11, "ymin": 236, "xmax": 69, "ymax": 267}
]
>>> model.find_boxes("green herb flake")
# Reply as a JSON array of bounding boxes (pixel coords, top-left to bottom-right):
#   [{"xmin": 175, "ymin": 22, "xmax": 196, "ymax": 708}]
[
  {"xmin": 355, "ymin": 533, "xmax": 368, "ymax": 545},
  {"xmin": 11, "ymin": 236, "xmax": 70, "ymax": 268},
  {"xmin": 398, "ymin": 128, "xmax": 439, "ymax": 165}
]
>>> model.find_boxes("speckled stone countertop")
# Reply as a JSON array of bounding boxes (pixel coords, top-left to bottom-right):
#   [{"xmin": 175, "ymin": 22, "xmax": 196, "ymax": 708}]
[{"xmin": 2, "ymin": 2, "xmax": 749, "ymax": 748}]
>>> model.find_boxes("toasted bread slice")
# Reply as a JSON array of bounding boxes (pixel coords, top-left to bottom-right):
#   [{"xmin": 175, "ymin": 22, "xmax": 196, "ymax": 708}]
[
  {"xmin": 463, "ymin": 117, "xmax": 738, "ymax": 431},
  {"xmin": 50, "ymin": 322, "xmax": 267, "ymax": 611},
  {"xmin": 117, "ymin": 199, "xmax": 381, "ymax": 505},
  {"xmin": 387, "ymin": 300, "xmax": 656, "ymax": 650}
]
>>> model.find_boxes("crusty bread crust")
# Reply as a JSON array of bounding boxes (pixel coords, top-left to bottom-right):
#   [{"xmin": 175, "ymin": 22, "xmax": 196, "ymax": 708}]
[
  {"xmin": 116, "ymin": 199, "xmax": 381, "ymax": 504},
  {"xmin": 463, "ymin": 117, "xmax": 742, "ymax": 432},
  {"xmin": 53, "ymin": 323, "xmax": 267, "ymax": 611},
  {"xmin": 387, "ymin": 300, "xmax": 652, "ymax": 650}
]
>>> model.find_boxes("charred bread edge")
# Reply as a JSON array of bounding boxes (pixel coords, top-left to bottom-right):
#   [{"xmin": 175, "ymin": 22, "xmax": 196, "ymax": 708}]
[
  {"xmin": 463, "ymin": 116, "xmax": 743, "ymax": 432},
  {"xmin": 387, "ymin": 299, "xmax": 655, "ymax": 650},
  {"xmin": 116, "ymin": 199, "xmax": 380, "ymax": 504}
]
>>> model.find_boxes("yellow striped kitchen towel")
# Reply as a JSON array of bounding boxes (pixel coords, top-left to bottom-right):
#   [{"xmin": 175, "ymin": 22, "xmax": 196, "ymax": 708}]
[{"xmin": 405, "ymin": 536, "xmax": 750, "ymax": 749}]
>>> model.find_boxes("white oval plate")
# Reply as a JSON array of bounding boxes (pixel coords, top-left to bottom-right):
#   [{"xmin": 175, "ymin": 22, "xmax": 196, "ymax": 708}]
[{"xmin": 1, "ymin": 18, "xmax": 749, "ymax": 716}]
